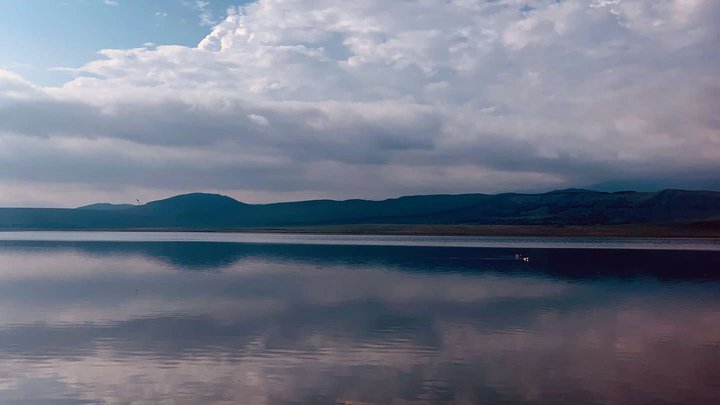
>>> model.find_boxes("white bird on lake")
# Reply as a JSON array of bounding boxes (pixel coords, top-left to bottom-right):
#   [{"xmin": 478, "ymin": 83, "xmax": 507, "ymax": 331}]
[{"xmin": 515, "ymin": 254, "xmax": 530, "ymax": 263}]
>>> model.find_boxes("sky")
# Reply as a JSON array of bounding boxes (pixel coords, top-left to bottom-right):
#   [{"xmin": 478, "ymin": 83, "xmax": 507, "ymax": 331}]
[{"xmin": 0, "ymin": 0, "xmax": 719, "ymax": 207}]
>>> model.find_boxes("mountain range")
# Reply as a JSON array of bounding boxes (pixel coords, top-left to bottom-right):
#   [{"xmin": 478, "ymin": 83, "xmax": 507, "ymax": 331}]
[{"xmin": 1, "ymin": 188, "xmax": 719, "ymax": 231}]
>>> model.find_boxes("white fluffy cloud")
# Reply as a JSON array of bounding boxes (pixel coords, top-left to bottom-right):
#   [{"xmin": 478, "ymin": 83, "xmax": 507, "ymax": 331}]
[{"xmin": 1, "ymin": 0, "xmax": 719, "ymax": 206}]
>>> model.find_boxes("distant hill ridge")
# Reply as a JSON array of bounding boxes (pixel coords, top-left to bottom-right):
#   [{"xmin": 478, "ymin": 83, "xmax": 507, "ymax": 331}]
[
  {"xmin": 1, "ymin": 189, "xmax": 720, "ymax": 230},
  {"xmin": 77, "ymin": 203, "xmax": 136, "ymax": 211}
]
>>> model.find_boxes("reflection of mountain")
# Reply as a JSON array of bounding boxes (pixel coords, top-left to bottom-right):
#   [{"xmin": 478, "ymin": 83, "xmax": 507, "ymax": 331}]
[
  {"xmin": 3, "ymin": 189, "xmax": 720, "ymax": 230},
  {"xmin": 1, "ymin": 240, "xmax": 719, "ymax": 404},
  {"xmin": 2, "ymin": 240, "xmax": 719, "ymax": 280}
]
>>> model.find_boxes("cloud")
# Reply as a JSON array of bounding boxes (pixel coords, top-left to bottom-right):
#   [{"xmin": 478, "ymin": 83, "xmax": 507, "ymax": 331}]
[
  {"xmin": 1, "ymin": 0, "xmax": 719, "ymax": 205},
  {"xmin": 246, "ymin": 113, "xmax": 269, "ymax": 126},
  {"xmin": 0, "ymin": 69, "xmax": 41, "ymax": 104},
  {"xmin": 103, "ymin": 0, "xmax": 118, "ymax": 6},
  {"xmin": 188, "ymin": 0, "xmax": 216, "ymax": 26}
]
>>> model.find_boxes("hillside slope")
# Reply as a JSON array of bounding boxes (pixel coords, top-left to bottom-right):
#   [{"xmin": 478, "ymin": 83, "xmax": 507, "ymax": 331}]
[{"xmin": 0, "ymin": 189, "xmax": 719, "ymax": 230}]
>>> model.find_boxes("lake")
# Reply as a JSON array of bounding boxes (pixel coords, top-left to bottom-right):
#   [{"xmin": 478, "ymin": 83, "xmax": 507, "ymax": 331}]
[{"xmin": 0, "ymin": 232, "xmax": 719, "ymax": 404}]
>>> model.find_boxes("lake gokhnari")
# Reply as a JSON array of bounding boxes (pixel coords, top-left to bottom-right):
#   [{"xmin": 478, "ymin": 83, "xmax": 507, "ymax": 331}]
[{"xmin": 0, "ymin": 232, "xmax": 718, "ymax": 404}]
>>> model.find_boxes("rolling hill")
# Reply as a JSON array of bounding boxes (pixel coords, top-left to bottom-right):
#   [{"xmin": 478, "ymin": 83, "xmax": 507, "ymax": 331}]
[{"xmin": 1, "ymin": 189, "xmax": 720, "ymax": 230}]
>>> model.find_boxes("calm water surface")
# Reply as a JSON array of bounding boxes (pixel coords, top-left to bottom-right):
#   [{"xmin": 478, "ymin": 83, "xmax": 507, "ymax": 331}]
[{"xmin": 0, "ymin": 232, "xmax": 719, "ymax": 404}]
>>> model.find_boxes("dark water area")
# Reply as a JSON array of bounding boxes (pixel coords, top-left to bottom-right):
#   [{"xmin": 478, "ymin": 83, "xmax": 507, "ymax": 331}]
[{"xmin": 0, "ymin": 234, "xmax": 719, "ymax": 404}]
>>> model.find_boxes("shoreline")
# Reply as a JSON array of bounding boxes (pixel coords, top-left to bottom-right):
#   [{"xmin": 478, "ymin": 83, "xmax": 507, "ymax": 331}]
[{"xmin": 1, "ymin": 224, "xmax": 719, "ymax": 238}]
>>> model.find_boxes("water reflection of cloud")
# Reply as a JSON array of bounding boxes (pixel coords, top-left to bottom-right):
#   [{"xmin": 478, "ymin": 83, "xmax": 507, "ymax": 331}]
[
  {"xmin": 3, "ymin": 240, "xmax": 720, "ymax": 280},
  {"xmin": 0, "ymin": 304, "xmax": 718, "ymax": 404},
  {"xmin": 0, "ymin": 241, "xmax": 719, "ymax": 404},
  {"xmin": 0, "ymin": 246, "xmax": 574, "ymax": 326}
]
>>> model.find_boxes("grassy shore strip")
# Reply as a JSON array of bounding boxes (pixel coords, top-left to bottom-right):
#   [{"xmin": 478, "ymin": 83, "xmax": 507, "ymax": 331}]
[{"xmin": 224, "ymin": 224, "xmax": 720, "ymax": 237}]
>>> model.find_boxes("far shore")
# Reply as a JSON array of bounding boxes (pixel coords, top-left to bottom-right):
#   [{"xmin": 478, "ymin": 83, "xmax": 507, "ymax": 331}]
[{"xmin": 2, "ymin": 224, "xmax": 719, "ymax": 238}]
